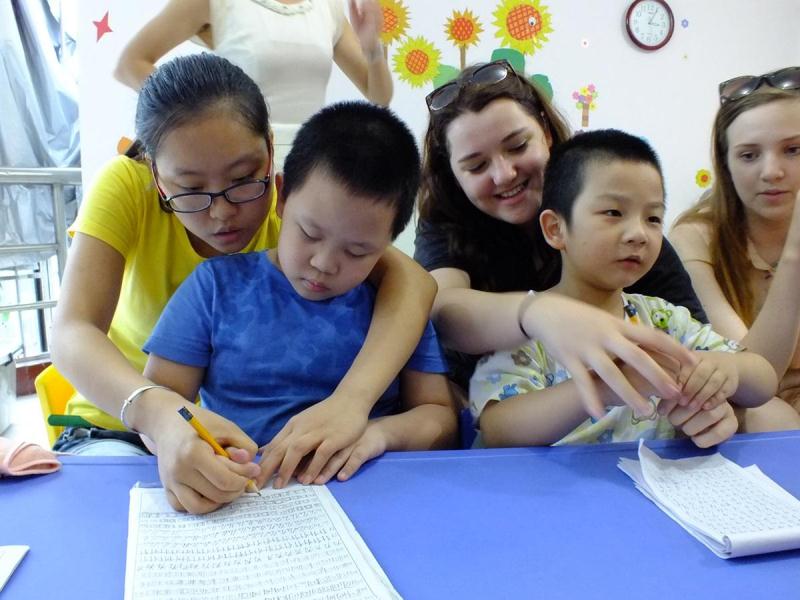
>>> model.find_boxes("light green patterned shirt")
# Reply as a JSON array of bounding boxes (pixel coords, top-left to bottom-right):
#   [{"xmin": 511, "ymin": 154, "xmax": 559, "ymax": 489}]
[{"xmin": 469, "ymin": 293, "xmax": 741, "ymax": 446}]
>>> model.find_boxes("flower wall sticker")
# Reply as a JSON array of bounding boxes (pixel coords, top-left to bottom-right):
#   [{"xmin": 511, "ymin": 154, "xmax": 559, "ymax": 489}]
[
  {"xmin": 572, "ymin": 84, "xmax": 598, "ymax": 128},
  {"xmin": 445, "ymin": 9, "xmax": 483, "ymax": 70},
  {"xmin": 393, "ymin": 36, "xmax": 441, "ymax": 88},
  {"xmin": 695, "ymin": 169, "xmax": 712, "ymax": 188},
  {"xmin": 379, "ymin": 0, "xmax": 410, "ymax": 60},
  {"xmin": 493, "ymin": 0, "xmax": 553, "ymax": 56}
]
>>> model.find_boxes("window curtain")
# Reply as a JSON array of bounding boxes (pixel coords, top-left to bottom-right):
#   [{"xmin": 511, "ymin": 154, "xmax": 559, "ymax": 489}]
[{"xmin": 0, "ymin": 0, "xmax": 80, "ymax": 268}]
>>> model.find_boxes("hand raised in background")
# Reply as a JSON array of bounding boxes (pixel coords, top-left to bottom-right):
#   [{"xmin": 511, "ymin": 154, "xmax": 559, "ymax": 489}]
[{"xmin": 348, "ymin": 0, "xmax": 383, "ymax": 56}]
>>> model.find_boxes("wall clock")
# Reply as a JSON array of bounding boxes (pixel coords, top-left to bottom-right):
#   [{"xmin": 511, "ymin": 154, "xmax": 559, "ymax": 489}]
[{"xmin": 625, "ymin": 0, "xmax": 674, "ymax": 51}]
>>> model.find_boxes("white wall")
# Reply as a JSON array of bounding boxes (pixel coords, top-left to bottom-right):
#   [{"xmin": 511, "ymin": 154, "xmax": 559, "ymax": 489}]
[{"xmin": 78, "ymin": 0, "xmax": 800, "ymax": 256}]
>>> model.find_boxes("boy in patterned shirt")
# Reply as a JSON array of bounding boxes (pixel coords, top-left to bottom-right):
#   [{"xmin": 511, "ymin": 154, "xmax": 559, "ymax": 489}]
[{"xmin": 470, "ymin": 130, "xmax": 777, "ymax": 448}]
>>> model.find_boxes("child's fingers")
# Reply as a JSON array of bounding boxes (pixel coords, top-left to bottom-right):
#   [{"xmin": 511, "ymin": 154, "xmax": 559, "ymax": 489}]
[
  {"xmin": 337, "ymin": 443, "xmax": 380, "ymax": 482},
  {"xmin": 664, "ymin": 402, "xmax": 702, "ymax": 428},
  {"xmin": 313, "ymin": 447, "xmax": 353, "ymax": 485},
  {"xmin": 681, "ymin": 402, "xmax": 731, "ymax": 437},
  {"xmin": 167, "ymin": 483, "xmax": 225, "ymax": 515},
  {"xmin": 702, "ymin": 391, "xmax": 728, "ymax": 411},
  {"xmin": 606, "ymin": 338, "xmax": 683, "ymax": 407},
  {"xmin": 689, "ymin": 404, "xmax": 738, "ymax": 448},
  {"xmin": 297, "ymin": 438, "xmax": 342, "ymax": 485},
  {"xmin": 273, "ymin": 438, "xmax": 316, "ymax": 488},
  {"xmin": 657, "ymin": 395, "xmax": 679, "ymax": 416},
  {"xmin": 680, "ymin": 362, "xmax": 714, "ymax": 406}
]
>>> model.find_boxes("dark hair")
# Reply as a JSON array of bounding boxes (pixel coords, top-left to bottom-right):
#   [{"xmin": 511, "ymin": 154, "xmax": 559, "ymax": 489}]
[
  {"xmin": 133, "ymin": 53, "xmax": 270, "ymax": 159},
  {"xmin": 282, "ymin": 101, "xmax": 419, "ymax": 240},
  {"xmin": 417, "ymin": 63, "xmax": 571, "ymax": 292},
  {"xmin": 675, "ymin": 87, "xmax": 800, "ymax": 325},
  {"xmin": 542, "ymin": 128, "xmax": 664, "ymax": 225}
]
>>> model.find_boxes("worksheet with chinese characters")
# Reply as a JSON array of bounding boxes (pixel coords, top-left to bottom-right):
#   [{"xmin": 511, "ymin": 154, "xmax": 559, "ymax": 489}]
[
  {"xmin": 125, "ymin": 484, "xmax": 400, "ymax": 600},
  {"xmin": 619, "ymin": 441, "xmax": 800, "ymax": 558}
]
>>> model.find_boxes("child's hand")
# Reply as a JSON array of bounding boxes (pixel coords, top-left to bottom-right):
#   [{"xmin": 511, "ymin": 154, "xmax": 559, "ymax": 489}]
[
  {"xmin": 528, "ymin": 294, "xmax": 691, "ymax": 419},
  {"xmin": 677, "ymin": 351, "xmax": 739, "ymax": 412},
  {"xmin": 665, "ymin": 399, "xmax": 738, "ymax": 448},
  {"xmin": 601, "ymin": 350, "xmax": 682, "ymax": 418},
  {"xmin": 257, "ymin": 395, "xmax": 369, "ymax": 489},
  {"xmin": 154, "ymin": 404, "xmax": 260, "ymax": 514},
  {"xmin": 309, "ymin": 421, "xmax": 388, "ymax": 484}
]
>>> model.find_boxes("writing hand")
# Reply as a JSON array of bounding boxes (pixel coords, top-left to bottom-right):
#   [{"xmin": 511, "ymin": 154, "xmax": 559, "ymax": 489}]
[{"xmin": 155, "ymin": 404, "xmax": 260, "ymax": 514}]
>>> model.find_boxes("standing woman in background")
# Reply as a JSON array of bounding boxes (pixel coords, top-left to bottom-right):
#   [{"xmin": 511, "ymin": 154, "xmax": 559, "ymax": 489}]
[
  {"xmin": 671, "ymin": 68, "xmax": 800, "ymax": 425},
  {"xmin": 414, "ymin": 60, "xmax": 706, "ymax": 420},
  {"xmin": 114, "ymin": 0, "xmax": 392, "ymax": 170}
]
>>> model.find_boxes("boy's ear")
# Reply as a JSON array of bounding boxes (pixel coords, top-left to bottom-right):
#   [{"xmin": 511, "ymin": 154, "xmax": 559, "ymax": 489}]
[
  {"xmin": 539, "ymin": 209, "xmax": 567, "ymax": 250},
  {"xmin": 274, "ymin": 173, "xmax": 285, "ymax": 219}
]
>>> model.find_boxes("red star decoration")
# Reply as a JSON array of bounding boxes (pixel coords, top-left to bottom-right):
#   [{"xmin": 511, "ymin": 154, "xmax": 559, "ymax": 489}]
[{"xmin": 93, "ymin": 11, "xmax": 112, "ymax": 42}]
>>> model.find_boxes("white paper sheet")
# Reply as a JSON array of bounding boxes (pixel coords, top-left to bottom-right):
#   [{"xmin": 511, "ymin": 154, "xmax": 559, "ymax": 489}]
[
  {"xmin": 0, "ymin": 545, "xmax": 29, "ymax": 591},
  {"xmin": 619, "ymin": 441, "xmax": 800, "ymax": 558},
  {"xmin": 125, "ymin": 484, "xmax": 401, "ymax": 600}
]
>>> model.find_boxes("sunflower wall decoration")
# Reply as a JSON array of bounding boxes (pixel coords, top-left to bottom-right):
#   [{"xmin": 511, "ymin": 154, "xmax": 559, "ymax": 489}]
[
  {"xmin": 493, "ymin": 0, "xmax": 553, "ymax": 57},
  {"xmin": 379, "ymin": 0, "xmax": 410, "ymax": 60},
  {"xmin": 695, "ymin": 169, "xmax": 712, "ymax": 188},
  {"xmin": 445, "ymin": 9, "xmax": 483, "ymax": 70},
  {"xmin": 572, "ymin": 84, "xmax": 598, "ymax": 128},
  {"xmin": 393, "ymin": 36, "xmax": 442, "ymax": 89}
]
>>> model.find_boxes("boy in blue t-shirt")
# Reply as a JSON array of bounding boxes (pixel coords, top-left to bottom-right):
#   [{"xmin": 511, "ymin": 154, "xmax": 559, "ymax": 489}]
[
  {"xmin": 471, "ymin": 129, "xmax": 778, "ymax": 448},
  {"xmin": 143, "ymin": 102, "xmax": 456, "ymax": 513}
]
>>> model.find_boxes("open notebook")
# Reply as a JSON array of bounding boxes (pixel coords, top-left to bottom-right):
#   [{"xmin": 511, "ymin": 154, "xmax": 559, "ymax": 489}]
[
  {"xmin": 619, "ymin": 441, "xmax": 800, "ymax": 558},
  {"xmin": 125, "ymin": 484, "xmax": 401, "ymax": 600}
]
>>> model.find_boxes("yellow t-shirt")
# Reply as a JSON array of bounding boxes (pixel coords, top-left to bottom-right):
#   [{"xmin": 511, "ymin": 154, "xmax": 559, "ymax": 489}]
[{"xmin": 65, "ymin": 156, "xmax": 281, "ymax": 429}]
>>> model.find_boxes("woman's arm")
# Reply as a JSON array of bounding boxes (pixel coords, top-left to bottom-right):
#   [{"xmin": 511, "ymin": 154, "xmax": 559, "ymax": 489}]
[
  {"xmin": 51, "ymin": 234, "xmax": 159, "ymax": 412},
  {"xmin": 114, "ymin": 0, "xmax": 209, "ymax": 90},
  {"xmin": 669, "ymin": 223, "xmax": 749, "ymax": 339},
  {"xmin": 740, "ymin": 196, "xmax": 800, "ymax": 377},
  {"xmin": 430, "ymin": 269, "xmax": 693, "ymax": 419},
  {"xmin": 670, "ymin": 205, "xmax": 800, "ymax": 379},
  {"xmin": 333, "ymin": 0, "xmax": 392, "ymax": 105},
  {"xmin": 258, "ymin": 247, "xmax": 436, "ymax": 487}
]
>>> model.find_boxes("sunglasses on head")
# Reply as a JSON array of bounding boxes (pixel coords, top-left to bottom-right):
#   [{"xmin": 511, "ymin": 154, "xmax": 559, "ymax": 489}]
[
  {"xmin": 718, "ymin": 66, "xmax": 800, "ymax": 105},
  {"xmin": 426, "ymin": 59, "xmax": 522, "ymax": 112}
]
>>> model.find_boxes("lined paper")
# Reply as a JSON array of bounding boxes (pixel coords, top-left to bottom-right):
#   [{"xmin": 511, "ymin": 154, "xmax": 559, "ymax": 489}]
[
  {"xmin": 125, "ymin": 485, "xmax": 400, "ymax": 600},
  {"xmin": 619, "ymin": 441, "xmax": 800, "ymax": 558}
]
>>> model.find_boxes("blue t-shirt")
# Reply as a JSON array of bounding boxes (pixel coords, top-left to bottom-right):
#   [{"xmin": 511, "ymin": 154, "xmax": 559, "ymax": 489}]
[{"xmin": 144, "ymin": 252, "xmax": 448, "ymax": 445}]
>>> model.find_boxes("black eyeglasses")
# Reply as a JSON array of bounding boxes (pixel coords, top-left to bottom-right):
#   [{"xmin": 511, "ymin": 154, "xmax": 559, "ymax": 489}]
[
  {"xmin": 426, "ymin": 59, "xmax": 522, "ymax": 112},
  {"xmin": 718, "ymin": 66, "xmax": 800, "ymax": 105},
  {"xmin": 151, "ymin": 164, "xmax": 271, "ymax": 213}
]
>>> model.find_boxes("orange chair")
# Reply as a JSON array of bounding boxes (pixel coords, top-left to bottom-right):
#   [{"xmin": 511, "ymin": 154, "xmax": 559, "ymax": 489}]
[{"xmin": 34, "ymin": 364, "xmax": 76, "ymax": 447}]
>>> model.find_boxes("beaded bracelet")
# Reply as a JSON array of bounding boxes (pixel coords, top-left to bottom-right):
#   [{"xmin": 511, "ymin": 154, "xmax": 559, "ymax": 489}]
[{"xmin": 120, "ymin": 385, "xmax": 169, "ymax": 433}]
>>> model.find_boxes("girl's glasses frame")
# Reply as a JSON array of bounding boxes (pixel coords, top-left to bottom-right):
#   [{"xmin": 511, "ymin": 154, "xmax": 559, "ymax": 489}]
[{"xmin": 150, "ymin": 163, "xmax": 271, "ymax": 213}]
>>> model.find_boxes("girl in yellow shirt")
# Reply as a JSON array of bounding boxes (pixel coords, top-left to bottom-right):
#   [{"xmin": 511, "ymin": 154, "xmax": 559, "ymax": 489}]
[{"xmin": 51, "ymin": 53, "xmax": 436, "ymax": 513}]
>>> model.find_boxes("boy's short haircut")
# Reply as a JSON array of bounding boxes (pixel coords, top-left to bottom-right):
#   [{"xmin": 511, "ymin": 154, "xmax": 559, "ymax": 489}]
[
  {"xmin": 541, "ymin": 129, "xmax": 664, "ymax": 224},
  {"xmin": 282, "ymin": 101, "xmax": 420, "ymax": 239}
]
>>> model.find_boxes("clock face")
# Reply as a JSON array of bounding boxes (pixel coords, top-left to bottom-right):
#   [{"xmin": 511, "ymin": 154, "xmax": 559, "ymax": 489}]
[{"xmin": 626, "ymin": 0, "xmax": 674, "ymax": 50}]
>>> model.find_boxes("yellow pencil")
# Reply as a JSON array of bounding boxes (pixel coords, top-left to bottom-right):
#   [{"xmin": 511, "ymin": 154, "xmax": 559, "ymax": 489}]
[{"xmin": 177, "ymin": 406, "xmax": 261, "ymax": 496}]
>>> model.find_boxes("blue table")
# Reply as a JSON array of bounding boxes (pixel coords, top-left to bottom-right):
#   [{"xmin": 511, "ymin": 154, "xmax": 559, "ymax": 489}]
[{"xmin": 3, "ymin": 432, "xmax": 799, "ymax": 599}]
